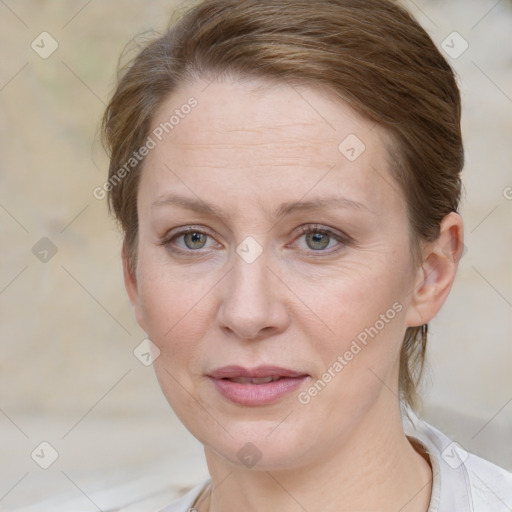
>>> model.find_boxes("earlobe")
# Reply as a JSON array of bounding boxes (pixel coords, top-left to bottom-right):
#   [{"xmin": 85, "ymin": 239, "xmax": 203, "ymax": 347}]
[
  {"xmin": 122, "ymin": 242, "xmax": 146, "ymax": 331},
  {"xmin": 405, "ymin": 212, "xmax": 464, "ymax": 327}
]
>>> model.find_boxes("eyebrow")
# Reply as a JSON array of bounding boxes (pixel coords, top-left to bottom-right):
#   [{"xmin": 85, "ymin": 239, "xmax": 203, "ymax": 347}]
[{"xmin": 151, "ymin": 194, "xmax": 373, "ymax": 219}]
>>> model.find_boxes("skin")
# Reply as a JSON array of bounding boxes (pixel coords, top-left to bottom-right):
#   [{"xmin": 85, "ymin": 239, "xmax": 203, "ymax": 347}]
[{"xmin": 123, "ymin": 77, "xmax": 464, "ymax": 512}]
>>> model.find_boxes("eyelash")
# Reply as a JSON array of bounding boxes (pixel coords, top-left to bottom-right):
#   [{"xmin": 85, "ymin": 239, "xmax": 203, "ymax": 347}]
[
  {"xmin": 160, "ymin": 224, "xmax": 350, "ymax": 257},
  {"xmin": 295, "ymin": 225, "xmax": 348, "ymax": 255}
]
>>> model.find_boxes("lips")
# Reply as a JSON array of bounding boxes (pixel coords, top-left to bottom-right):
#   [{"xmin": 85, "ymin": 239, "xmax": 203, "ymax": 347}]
[
  {"xmin": 207, "ymin": 365, "xmax": 309, "ymax": 406},
  {"xmin": 208, "ymin": 365, "xmax": 308, "ymax": 380},
  {"xmin": 229, "ymin": 376, "xmax": 281, "ymax": 384}
]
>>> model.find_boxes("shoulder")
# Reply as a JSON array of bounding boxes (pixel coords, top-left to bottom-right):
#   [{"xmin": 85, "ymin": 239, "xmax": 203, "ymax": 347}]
[
  {"xmin": 403, "ymin": 410, "xmax": 512, "ymax": 512},
  {"xmin": 464, "ymin": 451, "xmax": 512, "ymax": 511},
  {"xmin": 158, "ymin": 479, "xmax": 211, "ymax": 512}
]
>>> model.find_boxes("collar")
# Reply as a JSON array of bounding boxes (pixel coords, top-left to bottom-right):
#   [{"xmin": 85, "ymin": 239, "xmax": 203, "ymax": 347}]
[{"xmin": 402, "ymin": 409, "xmax": 474, "ymax": 512}]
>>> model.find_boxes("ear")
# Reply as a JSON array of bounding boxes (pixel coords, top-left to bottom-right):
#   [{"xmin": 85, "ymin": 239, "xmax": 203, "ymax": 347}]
[
  {"xmin": 405, "ymin": 212, "xmax": 464, "ymax": 327},
  {"xmin": 122, "ymin": 242, "xmax": 146, "ymax": 331}
]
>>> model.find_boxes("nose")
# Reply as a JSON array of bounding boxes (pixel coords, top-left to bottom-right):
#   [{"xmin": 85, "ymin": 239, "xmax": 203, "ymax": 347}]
[{"xmin": 217, "ymin": 249, "xmax": 290, "ymax": 341}]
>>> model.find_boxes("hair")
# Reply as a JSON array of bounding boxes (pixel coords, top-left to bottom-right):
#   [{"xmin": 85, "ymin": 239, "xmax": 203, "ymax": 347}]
[{"xmin": 101, "ymin": 0, "xmax": 463, "ymax": 411}]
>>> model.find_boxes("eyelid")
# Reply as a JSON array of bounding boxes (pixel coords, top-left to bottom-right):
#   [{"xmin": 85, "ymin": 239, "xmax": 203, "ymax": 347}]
[
  {"xmin": 159, "ymin": 225, "xmax": 222, "ymax": 251},
  {"xmin": 290, "ymin": 224, "xmax": 351, "ymax": 254},
  {"xmin": 296, "ymin": 224, "xmax": 347, "ymax": 239}
]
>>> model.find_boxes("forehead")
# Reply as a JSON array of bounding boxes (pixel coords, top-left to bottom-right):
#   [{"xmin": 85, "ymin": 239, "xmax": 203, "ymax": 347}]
[
  {"xmin": 150, "ymin": 77, "xmax": 382, "ymax": 161},
  {"xmin": 141, "ymin": 77, "xmax": 402, "ymax": 215}
]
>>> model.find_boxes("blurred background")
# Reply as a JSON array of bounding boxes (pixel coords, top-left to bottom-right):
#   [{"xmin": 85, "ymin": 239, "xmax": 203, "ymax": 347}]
[{"xmin": 0, "ymin": 0, "xmax": 511, "ymax": 509}]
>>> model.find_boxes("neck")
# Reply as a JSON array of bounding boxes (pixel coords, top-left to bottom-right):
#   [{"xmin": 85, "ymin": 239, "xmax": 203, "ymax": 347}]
[{"xmin": 202, "ymin": 397, "xmax": 432, "ymax": 512}]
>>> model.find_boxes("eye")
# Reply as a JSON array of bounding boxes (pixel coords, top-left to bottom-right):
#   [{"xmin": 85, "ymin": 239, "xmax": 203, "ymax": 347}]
[
  {"xmin": 293, "ymin": 225, "xmax": 347, "ymax": 253},
  {"xmin": 160, "ymin": 226, "xmax": 220, "ymax": 254},
  {"xmin": 160, "ymin": 224, "xmax": 350, "ymax": 257},
  {"xmin": 181, "ymin": 231, "xmax": 209, "ymax": 250}
]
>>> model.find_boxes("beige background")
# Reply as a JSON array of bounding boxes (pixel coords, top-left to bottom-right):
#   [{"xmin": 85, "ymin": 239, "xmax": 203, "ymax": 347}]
[{"xmin": 0, "ymin": 0, "xmax": 511, "ymax": 509}]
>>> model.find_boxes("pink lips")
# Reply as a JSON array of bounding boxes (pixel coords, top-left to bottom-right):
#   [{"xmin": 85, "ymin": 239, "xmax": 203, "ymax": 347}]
[{"xmin": 208, "ymin": 365, "xmax": 309, "ymax": 406}]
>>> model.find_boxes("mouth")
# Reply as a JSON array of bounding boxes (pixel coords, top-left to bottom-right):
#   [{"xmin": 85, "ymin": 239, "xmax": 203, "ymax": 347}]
[
  {"xmin": 208, "ymin": 365, "xmax": 308, "ymax": 380},
  {"xmin": 207, "ymin": 365, "xmax": 310, "ymax": 405},
  {"xmin": 224, "ymin": 376, "xmax": 284, "ymax": 384}
]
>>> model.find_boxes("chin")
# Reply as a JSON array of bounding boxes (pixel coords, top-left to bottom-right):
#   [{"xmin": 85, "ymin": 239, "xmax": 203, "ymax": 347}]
[
  {"xmin": 189, "ymin": 409, "xmax": 328, "ymax": 471},
  {"xmin": 204, "ymin": 427, "xmax": 311, "ymax": 471}
]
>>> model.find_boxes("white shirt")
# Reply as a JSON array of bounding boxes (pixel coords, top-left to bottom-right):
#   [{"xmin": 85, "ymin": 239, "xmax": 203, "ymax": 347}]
[{"xmin": 159, "ymin": 413, "xmax": 512, "ymax": 511}]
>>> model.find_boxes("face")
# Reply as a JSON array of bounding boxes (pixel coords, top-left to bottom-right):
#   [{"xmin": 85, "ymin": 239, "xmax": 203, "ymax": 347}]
[{"xmin": 126, "ymin": 77, "xmax": 428, "ymax": 470}]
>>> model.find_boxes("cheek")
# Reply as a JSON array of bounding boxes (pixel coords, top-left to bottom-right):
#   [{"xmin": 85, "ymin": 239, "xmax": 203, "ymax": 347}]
[
  {"xmin": 297, "ymin": 279, "xmax": 406, "ymax": 422},
  {"xmin": 298, "ymin": 259, "xmax": 406, "ymax": 331},
  {"xmin": 136, "ymin": 261, "xmax": 215, "ymax": 370},
  {"xmin": 137, "ymin": 271, "xmax": 212, "ymax": 415},
  {"xmin": 291, "ymin": 254, "xmax": 411, "ymax": 374}
]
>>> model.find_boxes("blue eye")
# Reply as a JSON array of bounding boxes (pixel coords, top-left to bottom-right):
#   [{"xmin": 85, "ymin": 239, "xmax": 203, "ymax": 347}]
[
  {"xmin": 165, "ymin": 228, "xmax": 215, "ymax": 252},
  {"xmin": 181, "ymin": 231, "xmax": 209, "ymax": 250},
  {"xmin": 303, "ymin": 231, "xmax": 332, "ymax": 250},
  {"xmin": 160, "ymin": 224, "xmax": 349, "ymax": 257},
  {"xmin": 296, "ymin": 225, "xmax": 345, "ymax": 253}
]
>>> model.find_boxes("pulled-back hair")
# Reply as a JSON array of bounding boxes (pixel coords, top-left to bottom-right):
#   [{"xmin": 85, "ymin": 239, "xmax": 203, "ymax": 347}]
[{"xmin": 102, "ymin": 0, "xmax": 463, "ymax": 410}]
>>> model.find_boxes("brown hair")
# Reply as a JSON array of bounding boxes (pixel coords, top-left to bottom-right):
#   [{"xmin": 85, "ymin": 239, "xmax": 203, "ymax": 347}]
[{"xmin": 102, "ymin": 0, "xmax": 463, "ymax": 410}]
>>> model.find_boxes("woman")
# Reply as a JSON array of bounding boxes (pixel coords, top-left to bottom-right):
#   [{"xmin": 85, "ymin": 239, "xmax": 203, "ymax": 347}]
[{"xmin": 101, "ymin": 0, "xmax": 512, "ymax": 510}]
